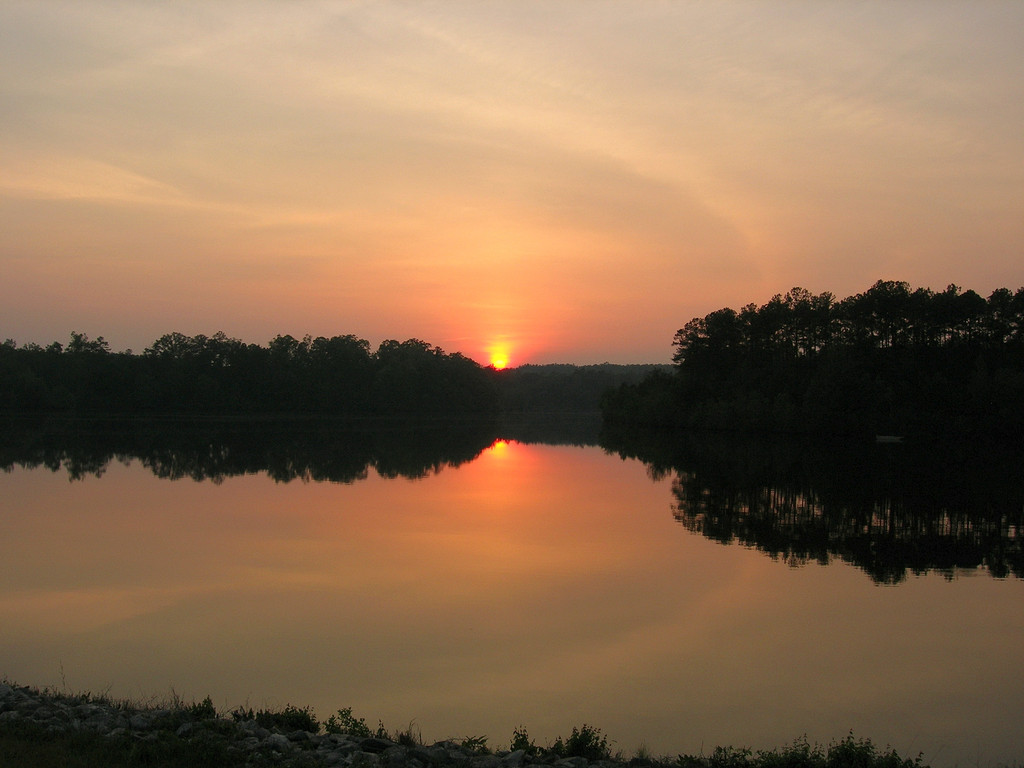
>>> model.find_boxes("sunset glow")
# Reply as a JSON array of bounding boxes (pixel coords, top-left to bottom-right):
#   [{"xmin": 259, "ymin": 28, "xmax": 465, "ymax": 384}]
[
  {"xmin": 1, "ymin": 3, "xmax": 1022, "ymax": 363},
  {"xmin": 486, "ymin": 341, "xmax": 511, "ymax": 370}
]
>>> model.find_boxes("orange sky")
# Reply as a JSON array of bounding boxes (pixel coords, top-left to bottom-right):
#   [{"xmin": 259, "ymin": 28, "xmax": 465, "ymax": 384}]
[{"xmin": 2, "ymin": 2, "xmax": 1022, "ymax": 364}]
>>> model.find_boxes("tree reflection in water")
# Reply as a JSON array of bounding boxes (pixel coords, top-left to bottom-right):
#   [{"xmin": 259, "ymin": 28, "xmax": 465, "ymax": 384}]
[
  {"xmin": 602, "ymin": 428, "xmax": 1024, "ymax": 583},
  {"xmin": 6, "ymin": 416, "xmax": 1022, "ymax": 583},
  {"xmin": 0, "ymin": 416, "xmax": 503, "ymax": 484}
]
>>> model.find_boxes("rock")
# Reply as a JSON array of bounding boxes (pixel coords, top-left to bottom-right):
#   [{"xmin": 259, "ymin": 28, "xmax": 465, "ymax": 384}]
[
  {"xmin": 240, "ymin": 736, "xmax": 262, "ymax": 751},
  {"xmin": 0, "ymin": 680, "xmax": 692, "ymax": 768},
  {"xmin": 176, "ymin": 721, "xmax": 196, "ymax": 737},
  {"xmin": 352, "ymin": 750, "xmax": 384, "ymax": 768},
  {"xmin": 384, "ymin": 744, "xmax": 411, "ymax": 766},
  {"xmin": 75, "ymin": 703, "xmax": 103, "ymax": 718},
  {"xmin": 502, "ymin": 750, "xmax": 527, "ymax": 767},
  {"xmin": 413, "ymin": 745, "xmax": 452, "ymax": 766},
  {"xmin": 328, "ymin": 733, "xmax": 359, "ymax": 749},
  {"xmin": 361, "ymin": 736, "xmax": 397, "ymax": 753},
  {"xmin": 16, "ymin": 699, "xmax": 40, "ymax": 715},
  {"xmin": 265, "ymin": 732, "xmax": 293, "ymax": 752}
]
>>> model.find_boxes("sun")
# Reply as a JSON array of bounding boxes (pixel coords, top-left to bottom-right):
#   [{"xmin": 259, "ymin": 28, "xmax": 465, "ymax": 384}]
[
  {"xmin": 481, "ymin": 339, "xmax": 509, "ymax": 370},
  {"xmin": 487, "ymin": 342, "xmax": 511, "ymax": 369}
]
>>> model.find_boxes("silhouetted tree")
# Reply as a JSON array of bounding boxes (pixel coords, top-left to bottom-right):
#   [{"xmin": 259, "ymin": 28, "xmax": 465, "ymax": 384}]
[
  {"xmin": 0, "ymin": 331, "xmax": 500, "ymax": 417},
  {"xmin": 603, "ymin": 280, "xmax": 1024, "ymax": 437}
]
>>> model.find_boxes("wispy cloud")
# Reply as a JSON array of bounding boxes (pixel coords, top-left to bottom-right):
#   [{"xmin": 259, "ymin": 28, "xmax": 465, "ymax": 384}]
[{"xmin": 2, "ymin": 1, "xmax": 1022, "ymax": 361}]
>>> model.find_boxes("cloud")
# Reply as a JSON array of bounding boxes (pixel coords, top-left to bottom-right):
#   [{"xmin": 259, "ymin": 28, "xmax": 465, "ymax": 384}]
[{"xmin": 2, "ymin": 1, "xmax": 1022, "ymax": 360}]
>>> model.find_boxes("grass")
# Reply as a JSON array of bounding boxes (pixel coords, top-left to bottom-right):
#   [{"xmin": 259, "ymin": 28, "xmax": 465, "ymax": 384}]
[
  {"xmin": 671, "ymin": 734, "xmax": 925, "ymax": 768},
  {"xmin": 0, "ymin": 680, "xmax": 978, "ymax": 768},
  {"xmin": 230, "ymin": 702, "xmax": 320, "ymax": 733}
]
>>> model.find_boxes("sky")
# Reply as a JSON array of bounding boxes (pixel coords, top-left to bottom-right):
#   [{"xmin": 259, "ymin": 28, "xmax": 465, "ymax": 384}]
[{"xmin": 2, "ymin": 2, "xmax": 1023, "ymax": 365}]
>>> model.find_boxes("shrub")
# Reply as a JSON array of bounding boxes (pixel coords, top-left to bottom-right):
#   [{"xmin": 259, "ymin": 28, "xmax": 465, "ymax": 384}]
[
  {"xmin": 551, "ymin": 724, "xmax": 611, "ymax": 761},
  {"xmin": 825, "ymin": 733, "xmax": 923, "ymax": 768},
  {"xmin": 236, "ymin": 704, "xmax": 319, "ymax": 733},
  {"xmin": 674, "ymin": 735, "xmax": 927, "ymax": 768},
  {"xmin": 510, "ymin": 726, "xmax": 537, "ymax": 755},
  {"xmin": 391, "ymin": 722, "xmax": 423, "ymax": 747},
  {"xmin": 187, "ymin": 696, "xmax": 217, "ymax": 720},
  {"xmin": 325, "ymin": 707, "xmax": 373, "ymax": 738},
  {"xmin": 459, "ymin": 735, "xmax": 489, "ymax": 755}
]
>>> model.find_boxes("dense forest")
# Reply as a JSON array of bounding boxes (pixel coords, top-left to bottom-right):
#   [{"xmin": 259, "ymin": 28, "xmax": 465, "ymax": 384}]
[
  {"xmin": 0, "ymin": 332, "xmax": 662, "ymax": 417},
  {"xmin": 0, "ymin": 333, "xmax": 499, "ymax": 416},
  {"xmin": 602, "ymin": 280, "xmax": 1024, "ymax": 437}
]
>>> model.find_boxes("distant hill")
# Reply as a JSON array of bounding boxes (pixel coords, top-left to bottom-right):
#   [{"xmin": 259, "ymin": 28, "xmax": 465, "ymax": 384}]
[{"xmin": 496, "ymin": 363, "xmax": 671, "ymax": 412}]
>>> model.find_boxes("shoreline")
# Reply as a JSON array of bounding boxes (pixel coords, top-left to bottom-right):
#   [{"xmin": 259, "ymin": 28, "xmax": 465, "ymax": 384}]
[{"xmin": 1, "ymin": 680, "xmax": 931, "ymax": 768}]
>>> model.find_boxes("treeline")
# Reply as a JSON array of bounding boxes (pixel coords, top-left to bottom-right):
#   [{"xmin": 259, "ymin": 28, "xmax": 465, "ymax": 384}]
[
  {"xmin": 0, "ymin": 331, "xmax": 670, "ymax": 417},
  {"xmin": 603, "ymin": 280, "xmax": 1024, "ymax": 436},
  {"xmin": 0, "ymin": 332, "xmax": 499, "ymax": 416}
]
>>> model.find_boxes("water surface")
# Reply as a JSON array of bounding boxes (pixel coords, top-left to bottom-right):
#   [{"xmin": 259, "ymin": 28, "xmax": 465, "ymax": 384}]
[{"xmin": 2, "ymin": 423, "xmax": 1022, "ymax": 767}]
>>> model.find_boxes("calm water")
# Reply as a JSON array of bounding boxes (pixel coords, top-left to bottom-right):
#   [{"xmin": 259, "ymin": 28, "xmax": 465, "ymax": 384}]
[{"xmin": 2, "ymin": 422, "xmax": 1022, "ymax": 767}]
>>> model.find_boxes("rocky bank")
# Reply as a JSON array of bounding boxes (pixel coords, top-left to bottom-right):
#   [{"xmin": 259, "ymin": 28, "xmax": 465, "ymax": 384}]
[{"xmin": 0, "ymin": 682, "xmax": 628, "ymax": 768}]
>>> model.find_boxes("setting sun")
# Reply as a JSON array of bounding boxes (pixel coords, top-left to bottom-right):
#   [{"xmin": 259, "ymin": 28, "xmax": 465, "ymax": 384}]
[{"xmin": 487, "ymin": 343, "xmax": 510, "ymax": 369}]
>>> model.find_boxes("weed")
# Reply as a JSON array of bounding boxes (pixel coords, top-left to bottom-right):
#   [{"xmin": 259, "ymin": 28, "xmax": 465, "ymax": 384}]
[
  {"xmin": 325, "ymin": 706, "xmax": 373, "ymax": 738},
  {"xmin": 234, "ymin": 703, "xmax": 319, "ymax": 733},
  {"xmin": 551, "ymin": 724, "xmax": 611, "ymax": 761},
  {"xmin": 674, "ymin": 734, "xmax": 927, "ymax": 768},
  {"xmin": 188, "ymin": 695, "xmax": 217, "ymax": 720},
  {"xmin": 510, "ymin": 726, "xmax": 538, "ymax": 755},
  {"xmin": 231, "ymin": 705, "xmax": 256, "ymax": 722},
  {"xmin": 825, "ymin": 733, "xmax": 923, "ymax": 768},
  {"xmin": 458, "ymin": 735, "xmax": 489, "ymax": 755},
  {"xmin": 709, "ymin": 746, "xmax": 753, "ymax": 767},
  {"xmin": 391, "ymin": 721, "xmax": 423, "ymax": 747},
  {"xmin": 0, "ymin": 680, "xmax": 937, "ymax": 768}
]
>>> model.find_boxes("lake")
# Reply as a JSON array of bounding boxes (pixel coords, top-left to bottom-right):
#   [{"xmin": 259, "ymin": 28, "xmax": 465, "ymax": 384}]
[{"xmin": 1, "ymin": 418, "xmax": 1022, "ymax": 767}]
